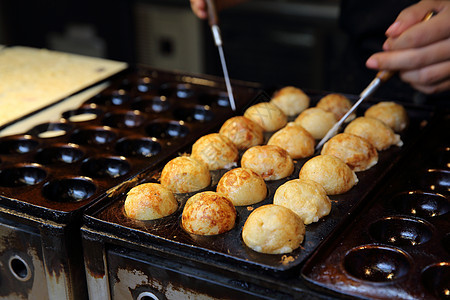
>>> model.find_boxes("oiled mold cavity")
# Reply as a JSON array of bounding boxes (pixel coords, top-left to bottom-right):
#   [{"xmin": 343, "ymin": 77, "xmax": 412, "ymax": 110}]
[
  {"xmin": 173, "ymin": 105, "xmax": 214, "ymax": 123},
  {"xmin": 421, "ymin": 262, "xmax": 450, "ymax": 299},
  {"xmin": 35, "ymin": 144, "xmax": 84, "ymax": 165},
  {"xmin": 115, "ymin": 137, "xmax": 161, "ymax": 157},
  {"xmin": 391, "ymin": 191, "xmax": 449, "ymax": 218},
  {"xmin": 198, "ymin": 91, "xmax": 231, "ymax": 107},
  {"xmin": 369, "ymin": 217, "xmax": 433, "ymax": 246},
  {"xmin": 70, "ymin": 127, "xmax": 117, "ymax": 146},
  {"xmin": 145, "ymin": 120, "xmax": 189, "ymax": 139},
  {"xmin": 0, "ymin": 164, "xmax": 47, "ymax": 187},
  {"xmin": 160, "ymin": 83, "xmax": 195, "ymax": 99},
  {"xmin": 444, "ymin": 233, "xmax": 450, "ymax": 254},
  {"xmin": 42, "ymin": 177, "xmax": 96, "ymax": 202},
  {"xmin": 62, "ymin": 107, "xmax": 102, "ymax": 123},
  {"xmin": 343, "ymin": 245, "xmax": 411, "ymax": 282},
  {"xmin": 87, "ymin": 89, "xmax": 131, "ymax": 106},
  {"xmin": 0, "ymin": 136, "xmax": 39, "ymax": 155},
  {"xmin": 81, "ymin": 156, "xmax": 130, "ymax": 178},
  {"xmin": 102, "ymin": 111, "xmax": 145, "ymax": 129},
  {"xmin": 136, "ymin": 76, "xmax": 158, "ymax": 93},
  {"xmin": 429, "ymin": 147, "xmax": 450, "ymax": 169},
  {"xmin": 412, "ymin": 169, "xmax": 450, "ymax": 193},
  {"xmin": 27, "ymin": 122, "xmax": 72, "ymax": 139},
  {"xmin": 131, "ymin": 95, "xmax": 170, "ymax": 113}
]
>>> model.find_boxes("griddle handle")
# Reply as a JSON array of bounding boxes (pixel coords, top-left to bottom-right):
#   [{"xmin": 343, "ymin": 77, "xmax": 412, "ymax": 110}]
[{"xmin": 205, "ymin": 0, "xmax": 219, "ymax": 26}]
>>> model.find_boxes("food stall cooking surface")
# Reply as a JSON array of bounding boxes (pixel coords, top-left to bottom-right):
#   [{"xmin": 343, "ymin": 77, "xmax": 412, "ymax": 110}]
[
  {"xmin": 82, "ymin": 91, "xmax": 435, "ymax": 277},
  {"xmin": 301, "ymin": 112, "xmax": 449, "ymax": 300}
]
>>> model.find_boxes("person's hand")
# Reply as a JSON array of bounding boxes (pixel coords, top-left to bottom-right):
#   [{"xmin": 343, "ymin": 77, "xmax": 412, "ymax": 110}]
[
  {"xmin": 190, "ymin": 0, "xmax": 208, "ymax": 20},
  {"xmin": 366, "ymin": 0, "xmax": 450, "ymax": 94}
]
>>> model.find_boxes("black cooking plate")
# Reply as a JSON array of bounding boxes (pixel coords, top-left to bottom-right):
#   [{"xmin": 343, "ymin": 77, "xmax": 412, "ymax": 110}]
[
  {"xmin": 0, "ymin": 66, "xmax": 262, "ymax": 223},
  {"xmin": 83, "ymin": 91, "xmax": 435, "ymax": 275}
]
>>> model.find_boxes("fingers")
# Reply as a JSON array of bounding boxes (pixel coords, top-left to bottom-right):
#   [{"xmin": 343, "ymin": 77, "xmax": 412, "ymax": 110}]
[
  {"xmin": 367, "ymin": 37, "xmax": 450, "ymax": 70},
  {"xmin": 400, "ymin": 61, "xmax": 450, "ymax": 94},
  {"xmin": 384, "ymin": 0, "xmax": 450, "ymax": 50},
  {"xmin": 190, "ymin": 0, "xmax": 208, "ymax": 19}
]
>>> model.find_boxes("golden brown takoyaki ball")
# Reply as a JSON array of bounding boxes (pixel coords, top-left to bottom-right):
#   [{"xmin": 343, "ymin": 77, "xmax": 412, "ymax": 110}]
[
  {"xmin": 242, "ymin": 204, "xmax": 305, "ymax": 254},
  {"xmin": 124, "ymin": 183, "xmax": 178, "ymax": 220},
  {"xmin": 219, "ymin": 116, "xmax": 264, "ymax": 150},
  {"xmin": 364, "ymin": 101, "xmax": 409, "ymax": 132},
  {"xmin": 299, "ymin": 154, "xmax": 358, "ymax": 195},
  {"xmin": 181, "ymin": 191, "xmax": 236, "ymax": 235},
  {"xmin": 316, "ymin": 93, "xmax": 356, "ymax": 122},
  {"xmin": 270, "ymin": 86, "xmax": 310, "ymax": 117},
  {"xmin": 294, "ymin": 107, "xmax": 337, "ymax": 139},
  {"xmin": 344, "ymin": 117, "xmax": 403, "ymax": 151},
  {"xmin": 160, "ymin": 156, "xmax": 211, "ymax": 193},
  {"xmin": 267, "ymin": 122, "xmax": 315, "ymax": 159},
  {"xmin": 244, "ymin": 102, "xmax": 287, "ymax": 132},
  {"xmin": 191, "ymin": 133, "xmax": 239, "ymax": 170},
  {"xmin": 216, "ymin": 167, "xmax": 267, "ymax": 206},
  {"xmin": 273, "ymin": 179, "xmax": 331, "ymax": 225},
  {"xmin": 321, "ymin": 133, "xmax": 378, "ymax": 172},
  {"xmin": 241, "ymin": 145, "xmax": 294, "ymax": 181}
]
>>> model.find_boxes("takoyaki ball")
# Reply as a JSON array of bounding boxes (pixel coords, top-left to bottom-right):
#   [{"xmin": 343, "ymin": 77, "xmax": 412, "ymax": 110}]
[
  {"xmin": 216, "ymin": 167, "xmax": 267, "ymax": 206},
  {"xmin": 219, "ymin": 116, "xmax": 264, "ymax": 150},
  {"xmin": 124, "ymin": 183, "xmax": 178, "ymax": 220},
  {"xmin": 299, "ymin": 154, "xmax": 358, "ymax": 195},
  {"xmin": 160, "ymin": 156, "xmax": 211, "ymax": 193},
  {"xmin": 273, "ymin": 179, "xmax": 331, "ymax": 225},
  {"xmin": 267, "ymin": 122, "xmax": 315, "ymax": 159},
  {"xmin": 294, "ymin": 107, "xmax": 337, "ymax": 139},
  {"xmin": 321, "ymin": 133, "xmax": 378, "ymax": 172},
  {"xmin": 244, "ymin": 102, "xmax": 287, "ymax": 132},
  {"xmin": 364, "ymin": 101, "xmax": 409, "ymax": 132},
  {"xmin": 182, "ymin": 191, "xmax": 236, "ymax": 236},
  {"xmin": 242, "ymin": 204, "xmax": 305, "ymax": 254},
  {"xmin": 191, "ymin": 133, "xmax": 239, "ymax": 170},
  {"xmin": 344, "ymin": 116, "xmax": 403, "ymax": 151},
  {"xmin": 316, "ymin": 93, "xmax": 356, "ymax": 122},
  {"xmin": 270, "ymin": 86, "xmax": 310, "ymax": 117},
  {"xmin": 241, "ymin": 145, "xmax": 294, "ymax": 181}
]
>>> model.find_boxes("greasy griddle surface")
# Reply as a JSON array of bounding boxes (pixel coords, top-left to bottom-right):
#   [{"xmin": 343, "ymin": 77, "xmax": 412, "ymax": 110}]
[
  {"xmin": 86, "ymin": 93, "xmax": 434, "ymax": 273},
  {"xmin": 0, "ymin": 66, "xmax": 261, "ymax": 222}
]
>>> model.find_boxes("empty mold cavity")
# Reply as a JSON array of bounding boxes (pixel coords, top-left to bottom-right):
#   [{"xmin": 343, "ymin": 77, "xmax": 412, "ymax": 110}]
[
  {"xmin": 42, "ymin": 177, "xmax": 96, "ymax": 202},
  {"xmin": 160, "ymin": 83, "xmax": 195, "ymax": 99},
  {"xmin": 421, "ymin": 262, "xmax": 450, "ymax": 299},
  {"xmin": 369, "ymin": 217, "xmax": 433, "ymax": 246},
  {"xmin": 70, "ymin": 127, "xmax": 117, "ymax": 145},
  {"xmin": 88, "ymin": 89, "xmax": 131, "ymax": 106},
  {"xmin": 35, "ymin": 144, "xmax": 84, "ymax": 165},
  {"xmin": 81, "ymin": 156, "xmax": 130, "ymax": 178},
  {"xmin": 198, "ymin": 91, "xmax": 231, "ymax": 107},
  {"xmin": 115, "ymin": 137, "xmax": 161, "ymax": 157},
  {"xmin": 412, "ymin": 169, "xmax": 450, "ymax": 193},
  {"xmin": 0, "ymin": 164, "xmax": 47, "ymax": 187},
  {"xmin": 430, "ymin": 147, "xmax": 450, "ymax": 169},
  {"xmin": 0, "ymin": 135, "xmax": 39, "ymax": 155},
  {"xmin": 173, "ymin": 105, "xmax": 214, "ymax": 122},
  {"xmin": 391, "ymin": 191, "xmax": 449, "ymax": 218},
  {"xmin": 62, "ymin": 107, "xmax": 102, "ymax": 123},
  {"xmin": 444, "ymin": 233, "xmax": 450, "ymax": 254},
  {"xmin": 102, "ymin": 111, "xmax": 145, "ymax": 129},
  {"xmin": 343, "ymin": 245, "xmax": 411, "ymax": 282},
  {"xmin": 27, "ymin": 122, "xmax": 72, "ymax": 139},
  {"xmin": 145, "ymin": 120, "xmax": 189, "ymax": 139},
  {"xmin": 8, "ymin": 255, "xmax": 32, "ymax": 282},
  {"xmin": 132, "ymin": 95, "xmax": 171, "ymax": 113},
  {"xmin": 136, "ymin": 76, "xmax": 158, "ymax": 93}
]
